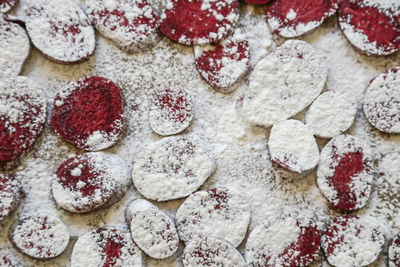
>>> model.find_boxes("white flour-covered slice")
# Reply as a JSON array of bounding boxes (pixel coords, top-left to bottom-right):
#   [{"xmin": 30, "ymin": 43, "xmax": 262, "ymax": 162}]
[
  {"xmin": 0, "ymin": 15, "xmax": 30, "ymax": 78},
  {"xmin": 25, "ymin": 0, "xmax": 95, "ymax": 64},
  {"xmin": 125, "ymin": 199, "xmax": 179, "ymax": 259},
  {"xmin": 176, "ymin": 188, "xmax": 250, "ymax": 247},
  {"xmin": 338, "ymin": 0, "xmax": 400, "ymax": 56},
  {"xmin": 182, "ymin": 236, "xmax": 246, "ymax": 267},
  {"xmin": 0, "ymin": 0, "xmax": 18, "ymax": 13},
  {"xmin": 10, "ymin": 215, "xmax": 69, "ymax": 259},
  {"xmin": 268, "ymin": 120, "xmax": 319, "ymax": 177},
  {"xmin": 242, "ymin": 40, "xmax": 327, "ymax": 128},
  {"xmin": 363, "ymin": 67, "xmax": 400, "ymax": 134},
  {"xmin": 149, "ymin": 87, "xmax": 194, "ymax": 136},
  {"xmin": 71, "ymin": 226, "xmax": 143, "ymax": 267},
  {"xmin": 194, "ymin": 29, "xmax": 249, "ymax": 92},
  {"xmin": 132, "ymin": 135, "xmax": 216, "ymax": 201},
  {"xmin": 322, "ymin": 215, "xmax": 385, "ymax": 267},
  {"xmin": 0, "ymin": 174, "xmax": 22, "ymax": 222},
  {"xmin": 0, "ymin": 247, "xmax": 25, "ymax": 266},
  {"xmin": 246, "ymin": 215, "xmax": 321, "ymax": 267},
  {"xmin": 306, "ymin": 91, "xmax": 357, "ymax": 138},
  {"xmin": 317, "ymin": 134, "xmax": 375, "ymax": 211},
  {"xmin": 389, "ymin": 233, "xmax": 400, "ymax": 267},
  {"xmin": 86, "ymin": 0, "xmax": 160, "ymax": 54},
  {"xmin": 52, "ymin": 152, "xmax": 131, "ymax": 213}
]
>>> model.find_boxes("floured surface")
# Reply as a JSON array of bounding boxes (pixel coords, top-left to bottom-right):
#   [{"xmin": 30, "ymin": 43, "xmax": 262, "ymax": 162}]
[{"xmin": 1, "ymin": 1, "xmax": 400, "ymax": 266}]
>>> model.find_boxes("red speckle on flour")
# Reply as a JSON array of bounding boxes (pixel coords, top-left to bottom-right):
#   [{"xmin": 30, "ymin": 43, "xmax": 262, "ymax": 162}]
[
  {"xmin": 102, "ymin": 235, "xmax": 124, "ymax": 267},
  {"xmin": 158, "ymin": 89, "xmax": 189, "ymax": 123}
]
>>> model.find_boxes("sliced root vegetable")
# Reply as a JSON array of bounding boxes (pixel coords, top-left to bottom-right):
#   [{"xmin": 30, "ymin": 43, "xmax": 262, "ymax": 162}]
[
  {"xmin": 0, "ymin": 0, "xmax": 18, "ymax": 13},
  {"xmin": 389, "ymin": 233, "xmax": 400, "ymax": 267},
  {"xmin": 0, "ymin": 174, "xmax": 22, "ymax": 221}
]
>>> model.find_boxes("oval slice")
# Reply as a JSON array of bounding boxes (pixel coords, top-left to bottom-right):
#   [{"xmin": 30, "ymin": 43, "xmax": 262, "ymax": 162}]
[
  {"xmin": 317, "ymin": 134, "xmax": 375, "ymax": 211},
  {"xmin": 159, "ymin": 0, "xmax": 240, "ymax": 45},
  {"xmin": 10, "ymin": 215, "xmax": 70, "ymax": 259},
  {"xmin": 86, "ymin": 0, "xmax": 160, "ymax": 53},
  {"xmin": 0, "ymin": 174, "xmax": 22, "ymax": 221},
  {"xmin": 0, "ymin": 0, "xmax": 18, "ymax": 13},
  {"xmin": 52, "ymin": 152, "xmax": 131, "ymax": 213},
  {"xmin": 71, "ymin": 226, "xmax": 143, "ymax": 267},
  {"xmin": 389, "ymin": 233, "xmax": 400, "ymax": 267},
  {"xmin": 132, "ymin": 135, "xmax": 216, "ymax": 201},
  {"xmin": 0, "ymin": 247, "xmax": 24, "ymax": 267},
  {"xmin": 126, "ymin": 199, "xmax": 179, "ymax": 259},
  {"xmin": 242, "ymin": 40, "xmax": 327, "ymax": 128},
  {"xmin": 50, "ymin": 76, "xmax": 125, "ymax": 151},
  {"xmin": 176, "ymin": 188, "xmax": 250, "ymax": 247},
  {"xmin": 25, "ymin": 0, "xmax": 95, "ymax": 63}
]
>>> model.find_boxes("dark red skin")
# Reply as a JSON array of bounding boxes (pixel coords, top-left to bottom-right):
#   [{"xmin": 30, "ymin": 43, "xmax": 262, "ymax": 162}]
[
  {"xmin": 0, "ymin": 0, "xmax": 18, "ymax": 12},
  {"xmin": 339, "ymin": 0, "xmax": 400, "ymax": 55},
  {"xmin": 390, "ymin": 234, "xmax": 400, "ymax": 266},
  {"xmin": 267, "ymin": 0, "xmax": 339, "ymax": 36},
  {"xmin": 50, "ymin": 76, "xmax": 124, "ymax": 151},
  {"xmin": 244, "ymin": 0, "xmax": 271, "ymax": 5},
  {"xmin": 160, "ymin": 0, "xmax": 239, "ymax": 45}
]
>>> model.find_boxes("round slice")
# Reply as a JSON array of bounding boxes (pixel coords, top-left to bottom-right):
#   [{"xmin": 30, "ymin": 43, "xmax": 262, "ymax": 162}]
[
  {"xmin": 0, "ymin": 247, "xmax": 24, "ymax": 267},
  {"xmin": 194, "ymin": 29, "xmax": 249, "ymax": 91},
  {"xmin": 389, "ymin": 233, "xmax": 400, "ymax": 267},
  {"xmin": 338, "ymin": 0, "xmax": 400, "ymax": 56},
  {"xmin": 242, "ymin": 40, "xmax": 327, "ymax": 128},
  {"xmin": 0, "ymin": 174, "xmax": 22, "ymax": 221},
  {"xmin": 50, "ymin": 76, "xmax": 125, "ymax": 151},
  {"xmin": 363, "ymin": 67, "xmax": 400, "ymax": 134},
  {"xmin": 317, "ymin": 134, "xmax": 375, "ymax": 211},
  {"xmin": 125, "ymin": 199, "xmax": 179, "ymax": 259},
  {"xmin": 10, "ymin": 215, "xmax": 69, "ymax": 259},
  {"xmin": 159, "ymin": 0, "xmax": 240, "ymax": 45},
  {"xmin": 86, "ymin": 0, "xmax": 160, "ymax": 54},
  {"xmin": 149, "ymin": 87, "xmax": 194, "ymax": 136},
  {"xmin": 306, "ymin": 91, "xmax": 357, "ymax": 138},
  {"xmin": 246, "ymin": 215, "xmax": 321, "ymax": 267},
  {"xmin": 244, "ymin": 0, "xmax": 271, "ymax": 5},
  {"xmin": 182, "ymin": 236, "xmax": 246, "ymax": 267},
  {"xmin": 25, "ymin": 0, "xmax": 95, "ymax": 63},
  {"xmin": 132, "ymin": 135, "xmax": 216, "ymax": 201},
  {"xmin": 267, "ymin": 0, "xmax": 339, "ymax": 38},
  {"xmin": 0, "ymin": 77, "xmax": 46, "ymax": 167},
  {"xmin": 322, "ymin": 215, "xmax": 385, "ymax": 267},
  {"xmin": 0, "ymin": 15, "xmax": 30, "ymax": 78},
  {"xmin": 0, "ymin": 0, "xmax": 18, "ymax": 13},
  {"xmin": 71, "ymin": 226, "xmax": 143, "ymax": 267},
  {"xmin": 176, "ymin": 188, "xmax": 250, "ymax": 247},
  {"xmin": 52, "ymin": 152, "xmax": 131, "ymax": 213},
  {"xmin": 268, "ymin": 120, "xmax": 319, "ymax": 176}
]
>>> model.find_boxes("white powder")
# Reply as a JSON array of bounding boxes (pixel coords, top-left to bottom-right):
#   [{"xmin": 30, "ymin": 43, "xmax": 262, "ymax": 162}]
[
  {"xmin": 0, "ymin": 175, "xmax": 21, "ymax": 221},
  {"xmin": 305, "ymin": 91, "xmax": 357, "ymax": 138},
  {"xmin": 389, "ymin": 234, "xmax": 400, "ymax": 267},
  {"xmin": 242, "ymin": 39, "xmax": 327, "ymax": 128},
  {"xmin": 0, "ymin": 247, "xmax": 24, "ymax": 266},
  {"xmin": 0, "ymin": 0, "xmax": 17, "ymax": 12}
]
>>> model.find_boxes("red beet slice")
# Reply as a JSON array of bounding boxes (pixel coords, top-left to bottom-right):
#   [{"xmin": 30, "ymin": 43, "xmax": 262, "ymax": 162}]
[
  {"xmin": 50, "ymin": 76, "xmax": 125, "ymax": 151},
  {"xmin": 317, "ymin": 134, "xmax": 375, "ymax": 211},
  {"xmin": 267, "ymin": 0, "xmax": 338, "ymax": 38},
  {"xmin": 389, "ymin": 233, "xmax": 400, "ymax": 267},
  {"xmin": 25, "ymin": 0, "xmax": 95, "ymax": 64},
  {"xmin": 182, "ymin": 236, "xmax": 246, "ymax": 267},
  {"xmin": 246, "ymin": 215, "xmax": 321, "ymax": 267},
  {"xmin": 244, "ymin": 0, "xmax": 271, "ymax": 5},
  {"xmin": 52, "ymin": 152, "xmax": 131, "ymax": 213},
  {"xmin": 176, "ymin": 188, "xmax": 250, "ymax": 247},
  {"xmin": 0, "ymin": 174, "xmax": 22, "ymax": 221},
  {"xmin": 338, "ymin": 0, "xmax": 400, "ymax": 56},
  {"xmin": 194, "ymin": 29, "xmax": 249, "ymax": 91},
  {"xmin": 0, "ymin": 77, "xmax": 46, "ymax": 167},
  {"xmin": 322, "ymin": 215, "xmax": 385, "ymax": 267},
  {"xmin": 159, "ymin": 0, "xmax": 240, "ymax": 45},
  {"xmin": 0, "ymin": 0, "xmax": 17, "ymax": 13},
  {"xmin": 10, "ymin": 215, "xmax": 70, "ymax": 259},
  {"xmin": 363, "ymin": 67, "xmax": 400, "ymax": 134},
  {"xmin": 125, "ymin": 199, "xmax": 179, "ymax": 259},
  {"xmin": 149, "ymin": 87, "xmax": 194, "ymax": 136},
  {"xmin": 86, "ymin": 0, "xmax": 160, "ymax": 54},
  {"xmin": 71, "ymin": 226, "xmax": 143, "ymax": 267},
  {"xmin": 132, "ymin": 135, "xmax": 216, "ymax": 201}
]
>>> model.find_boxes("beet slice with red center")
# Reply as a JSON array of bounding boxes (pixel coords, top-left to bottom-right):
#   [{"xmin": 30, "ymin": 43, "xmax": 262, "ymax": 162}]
[
  {"xmin": 317, "ymin": 134, "xmax": 375, "ymax": 211},
  {"xmin": 50, "ymin": 76, "xmax": 125, "ymax": 151},
  {"xmin": 159, "ymin": 0, "xmax": 240, "ymax": 45},
  {"xmin": 0, "ymin": 0, "xmax": 18, "ymax": 13},
  {"xmin": 322, "ymin": 215, "xmax": 385, "ymax": 267},
  {"xmin": 71, "ymin": 226, "xmax": 143, "ymax": 267},
  {"xmin": 338, "ymin": 0, "xmax": 400, "ymax": 56},
  {"xmin": 267, "ymin": 0, "xmax": 339, "ymax": 38},
  {"xmin": 246, "ymin": 215, "xmax": 321, "ymax": 267},
  {"xmin": 0, "ymin": 77, "xmax": 46, "ymax": 168},
  {"xmin": 0, "ymin": 174, "xmax": 22, "ymax": 221},
  {"xmin": 194, "ymin": 29, "xmax": 249, "ymax": 91},
  {"xmin": 389, "ymin": 233, "xmax": 400, "ymax": 267}
]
